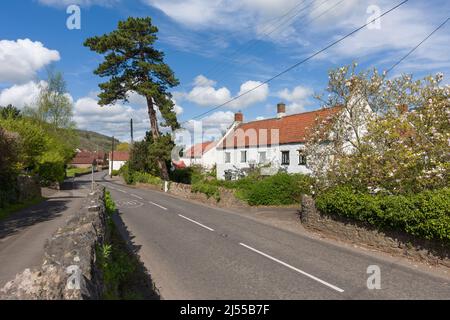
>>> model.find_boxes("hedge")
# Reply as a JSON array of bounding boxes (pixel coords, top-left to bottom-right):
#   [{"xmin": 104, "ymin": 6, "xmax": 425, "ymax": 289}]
[
  {"xmin": 242, "ymin": 173, "xmax": 314, "ymax": 206},
  {"xmin": 315, "ymin": 186, "xmax": 450, "ymax": 242}
]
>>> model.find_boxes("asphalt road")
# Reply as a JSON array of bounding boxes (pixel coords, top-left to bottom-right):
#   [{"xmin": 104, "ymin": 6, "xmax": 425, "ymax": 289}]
[
  {"xmin": 87, "ymin": 171, "xmax": 449, "ymax": 299},
  {"xmin": 0, "ymin": 181, "xmax": 88, "ymax": 288}
]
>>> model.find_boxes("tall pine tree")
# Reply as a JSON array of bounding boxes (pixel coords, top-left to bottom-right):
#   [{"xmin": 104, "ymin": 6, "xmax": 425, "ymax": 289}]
[{"xmin": 84, "ymin": 17, "xmax": 179, "ymax": 180}]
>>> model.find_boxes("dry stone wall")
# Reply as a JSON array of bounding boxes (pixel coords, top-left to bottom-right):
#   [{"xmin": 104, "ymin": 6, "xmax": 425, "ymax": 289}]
[
  {"xmin": 300, "ymin": 195, "xmax": 450, "ymax": 268},
  {"xmin": 0, "ymin": 186, "xmax": 107, "ymax": 300}
]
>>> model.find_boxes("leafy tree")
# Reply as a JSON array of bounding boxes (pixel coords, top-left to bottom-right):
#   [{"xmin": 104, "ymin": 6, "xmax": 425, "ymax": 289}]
[
  {"xmin": 24, "ymin": 70, "xmax": 74, "ymax": 129},
  {"xmin": 84, "ymin": 17, "xmax": 180, "ymax": 180},
  {"xmin": 0, "ymin": 117, "xmax": 75, "ymax": 184},
  {"xmin": 128, "ymin": 131, "xmax": 175, "ymax": 177},
  {"xmin": 0, "ymin": 104, "xmax": 21, "ymax": 119},
  {"xmin": 307, "ymin": 64, "xmax": 449, "ymax": 194},
  {"xmin": 116, "ymin": 142, "xmax": 130, "ymax": 152}
]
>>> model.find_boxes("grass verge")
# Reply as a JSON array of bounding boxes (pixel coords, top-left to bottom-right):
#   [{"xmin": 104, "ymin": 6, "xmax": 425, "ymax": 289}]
[
  {"xmin": 98, "ymin": 191, "xmax": 159, "ymax": 300},
  {"xmin": 66, "ymin": 166, "xmax": 92, "ymax": 178}
]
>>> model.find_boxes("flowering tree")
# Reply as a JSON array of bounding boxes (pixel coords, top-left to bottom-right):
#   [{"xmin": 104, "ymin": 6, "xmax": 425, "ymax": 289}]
[{"xmin": 306, "ymin": 64, "xmax": 449, "ymax": 194}]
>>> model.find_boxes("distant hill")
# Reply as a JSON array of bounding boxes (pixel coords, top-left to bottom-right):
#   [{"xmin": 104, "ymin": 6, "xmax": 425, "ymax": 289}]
[{"xmin": 75, "ymin": 129, "xmax": 120, "ymax": 152}]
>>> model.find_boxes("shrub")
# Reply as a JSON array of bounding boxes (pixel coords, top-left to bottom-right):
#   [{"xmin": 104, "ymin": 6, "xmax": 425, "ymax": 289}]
[
  {"xmin": 111, "ymin": 169, "xmax": 120, "ymax": 176},
  {"xmin": 169, "ymin": 167, "xmax": 193, "ymax": 184},
  {"xmin": 243, "ymin": 173, "xmax": 314, "ymax": 206},
  {"xmin": 119, "ymin": 163, "xmax": 134, "ymax": 184},
  {"xmin": 132, "ymin": 171, "xmax": 162, "ymax": 186},
  {"xmin": 315, "ymin": 186, "xmax": 450, "ymax": 242},
  {"xmin": 191, "ymin": 182, "xmax": 220, "ymax": 202},
  {"xmin": 36, "ymin": 154, "xmax": 66, "ymax": 185},
  {"xmin": 105, "ymin": 191, "xmax": 116, "ymax": 216}
]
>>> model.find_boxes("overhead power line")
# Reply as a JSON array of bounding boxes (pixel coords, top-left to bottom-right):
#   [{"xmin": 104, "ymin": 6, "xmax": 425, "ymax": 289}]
[
  {"xmin": 186, "ymin": 0, "xmax": 409, "ymax": 122},
  {"xmin": 191, "ymin": 0, "xmax": 321, "ymax": 89},
  {"xmin": 386, "ymin": 17, "xmax": 450, "ymax": 73}
]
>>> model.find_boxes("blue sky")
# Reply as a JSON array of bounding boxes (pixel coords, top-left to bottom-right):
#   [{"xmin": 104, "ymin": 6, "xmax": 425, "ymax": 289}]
[{"xmin": 0, "ymin": 0, "xmax": 449, "ymax": 143}]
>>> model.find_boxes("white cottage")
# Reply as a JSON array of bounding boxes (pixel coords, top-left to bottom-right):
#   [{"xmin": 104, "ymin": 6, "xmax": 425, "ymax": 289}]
[
  {"xmin": 108, "ymin": 151, "xmax": 129, "ymax": 175},
  {"xmin": 215, "ymin": 103, "xmax": 342, "ymax": 180},
  {"xmin": 180, "ymin": 140, "xmax": 218, "ymax": 170}
]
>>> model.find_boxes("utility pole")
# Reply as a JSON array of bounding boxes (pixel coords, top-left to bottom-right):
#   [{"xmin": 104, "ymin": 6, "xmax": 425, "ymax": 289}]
[
  {"xmin": 130, "ymin": 118, "xmax": 134, "ymax": 144},
  {"xmin": 110, "ymin": 136, "xmax": 115, "ymax": 178}
]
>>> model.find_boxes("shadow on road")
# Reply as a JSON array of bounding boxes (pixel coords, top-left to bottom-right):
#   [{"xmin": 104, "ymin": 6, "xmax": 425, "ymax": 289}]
[
  {"xmin": 0, "ymin": 199, "xmax": 69, "ymax": 240},
  {"xmin": 112, "ymin": 209, "xmax": 160, "ymax": 300}
]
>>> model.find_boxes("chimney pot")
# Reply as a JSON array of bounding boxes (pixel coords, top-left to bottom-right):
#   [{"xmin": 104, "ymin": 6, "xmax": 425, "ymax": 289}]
[
  {"xmin": 234, "ymin": 111, "xmax": 243, "ymax": 122},
  {"xmin": 277, "ymin": 102, "xmax": 286, "ymax": 118}
]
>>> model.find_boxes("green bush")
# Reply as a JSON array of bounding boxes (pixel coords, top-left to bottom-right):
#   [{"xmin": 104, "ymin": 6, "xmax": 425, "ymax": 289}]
[
  {"xmin": 105, "ymin": 191, "xmax": 116, "ymax": 216},
  {"xmin": 37, "ymin": 161, "xmax": 65, "ymax": 185},
  {"xmin": 111, "ymin": 169, "xmax": 120, "ymax": 176},
  {"xmin": 315, "ymin": 186, "xmax": 450, "ymax": 242},
  {"xmin": 132, "ymin": 171, "xmax": 162, "ymax": 186},
  {"xmin": 119, "ymin": 163, "xmax": 134, "ymax": 184},
  {"xmin": 243, "ymin": 173, "xmax": 314, "ymax": 206},
  {"xmin": 169, "ymin": 167, "xmax": 193, "ymax": 184},
  {"xmin": 191, "ymin": 182, "xmax": 220, "ymax": 202}
]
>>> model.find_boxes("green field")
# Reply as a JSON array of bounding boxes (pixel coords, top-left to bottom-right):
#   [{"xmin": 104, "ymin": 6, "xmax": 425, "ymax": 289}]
[{"xmin": 66, "ymin": 166, "xmax": 92, "ymax": 177}]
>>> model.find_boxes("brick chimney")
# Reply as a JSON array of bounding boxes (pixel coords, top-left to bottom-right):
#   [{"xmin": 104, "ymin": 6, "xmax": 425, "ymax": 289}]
[
  {"xmin": 234, "ymin": 111, "xmax": 243, "ymax": 123},
  {"xmin": 277, "ymin": 102, "xmax": 286, "ymax": 118}
]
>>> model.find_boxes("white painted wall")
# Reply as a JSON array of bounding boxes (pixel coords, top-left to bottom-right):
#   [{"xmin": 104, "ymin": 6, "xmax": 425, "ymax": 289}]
[
  {"xmin": 216, "ymin": 143, "xmax": 311, "ymax": 180},
  {"xmin": 108, "ymin": 160, "xmax": 126, "ymax": 175},
  {"xmin": 179, "ymin": 146, "xmax": 217, "ymax": 170}
]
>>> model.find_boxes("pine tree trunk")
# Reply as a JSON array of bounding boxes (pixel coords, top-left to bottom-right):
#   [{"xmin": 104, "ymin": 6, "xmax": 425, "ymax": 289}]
[{"xmin": 146, "ymin": 96, "xmax": 170, "ymax": 180}]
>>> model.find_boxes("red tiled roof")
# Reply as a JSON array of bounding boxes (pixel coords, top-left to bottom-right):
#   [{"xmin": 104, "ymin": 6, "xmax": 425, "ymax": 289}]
[
  {"xmin": 108, "ymin": 151, "xmax": 129, "ymax": 161},
  {"xmin": 218, "ymin": 107, "xmax": 342, "ymax": 149},
  {"xmin": 185, "ymin": 141, "xmax": 216, "ymax": 158},
  {"xmin": 71, "ymin": 151, "xmax": 105, "ymax": 165},
  {"xmin": 172, "ymin": 160, "xmax": 186, "ymax": 169}
]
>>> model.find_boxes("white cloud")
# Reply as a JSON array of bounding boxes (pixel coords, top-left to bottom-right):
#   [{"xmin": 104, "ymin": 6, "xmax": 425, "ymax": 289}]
[
  {"xmin": 278, "ymin": 85, "xmax": 312, "ymax": 102},
  {"xmin": 277, "ymin": 85, "xmax": 313, "ymax": 114},
  {"xmin": 0, "ymin": 39, "xmax": 60, "ymax": 84},
  {"xmin": 146, "ymin": 0, "xmax": 450, "ymax": 73},
  {"xmin": 229, "ymin": 80, "xmax": 269, "ymax": 109},
  {"xmin": 183, "ymin": 75, "xmax": 269, "ymax": 109},
  {"xmin": 145, "ymin": 0, "xmax": 299, "ymax": 29},
  {"xmin": 73, "ymin": 96, "xmax": 150, "ymax": 141},
  {"xmin": 180, "ymin": 110, "xmax": 235, "ymax": 144},
  {"xmin": 186, "ymin": 85, "xmax": 231, "ymax": 106},
  {"xmin": 0, "ymin": 81, "xmax": 44, "ymax": 108},
  {"xmin": 194, "ymin": 74, "xmax": 216, "ymax": 87},
  {"xmin": 73, "ymin": 92, "xmax": 183, "ymax": 141}
]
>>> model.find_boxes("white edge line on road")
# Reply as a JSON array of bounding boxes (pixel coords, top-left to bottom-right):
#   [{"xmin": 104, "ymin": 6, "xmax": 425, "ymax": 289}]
[
  {"xmin": 131, "ymin": 194, "xmax": 143, "ymax": 200},
  {"xmin": 116, "ymin": 189, "xmax": 127, "ymax": 194},
  {"xmin": 149, "ymin": 201, "xmax": 168, "ymax": 211},
  {"xmin": 178, "ymin": 214, "xmax": 214, "ymax": 232},
  {"xmin": 239, "ymin": 243, "xmax": 344, "ymax": 293}
]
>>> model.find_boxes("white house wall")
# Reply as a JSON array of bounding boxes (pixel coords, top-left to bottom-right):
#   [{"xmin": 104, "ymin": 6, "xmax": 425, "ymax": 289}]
[
  {"xmin": 216, "ymin": 143, "xmax": 311, "ymax": 180},
  {"xmin": 108, "ymin": 160, "xmax": 126, "ymax": 175}
]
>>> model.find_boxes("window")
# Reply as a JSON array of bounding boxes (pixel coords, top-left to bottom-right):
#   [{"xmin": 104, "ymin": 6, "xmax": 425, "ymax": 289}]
[
  {"xmin": 258, "ymin": 151, "xmax": 267, "ymax": 163},
  {"xmin": 240, "ymin": 150, "xmax": 247, "ymax": 163},
  {"xmin": 281, "ymin": 151, "xmax": 290, "ymax": 165},
  {"xmin": 225, "ymin": 152, "xmax": 231, "ymax": 163},
  {"xmin": 298, "ymin": 150, "xmax": 307, "ymax": 165}
]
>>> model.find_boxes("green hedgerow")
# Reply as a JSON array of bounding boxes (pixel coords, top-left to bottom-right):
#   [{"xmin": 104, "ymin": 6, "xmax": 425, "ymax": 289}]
[
  {"xmin": 315, "ymin": 186, "xmax": 450, "ymax": 242},
  {"xmin": 243, "ymin": 173, "xmax": 314, "ymax": 206},
  {"xmin": 191, "ymin": 182, "xmax": 220, "ymax": 202}
]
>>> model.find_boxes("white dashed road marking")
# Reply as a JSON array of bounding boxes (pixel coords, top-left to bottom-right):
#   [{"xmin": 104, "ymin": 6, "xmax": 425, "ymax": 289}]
[
  {"xmin": 239, "ymin": 243, "xmax": 344, "ymax": 293},
  {"xmin": 149, "ymin": 201, "xmax": 168, "ymax": 211},
  {"xmin": 178, "ymin": 214, "xmax": 214, "ymax": 232}
]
